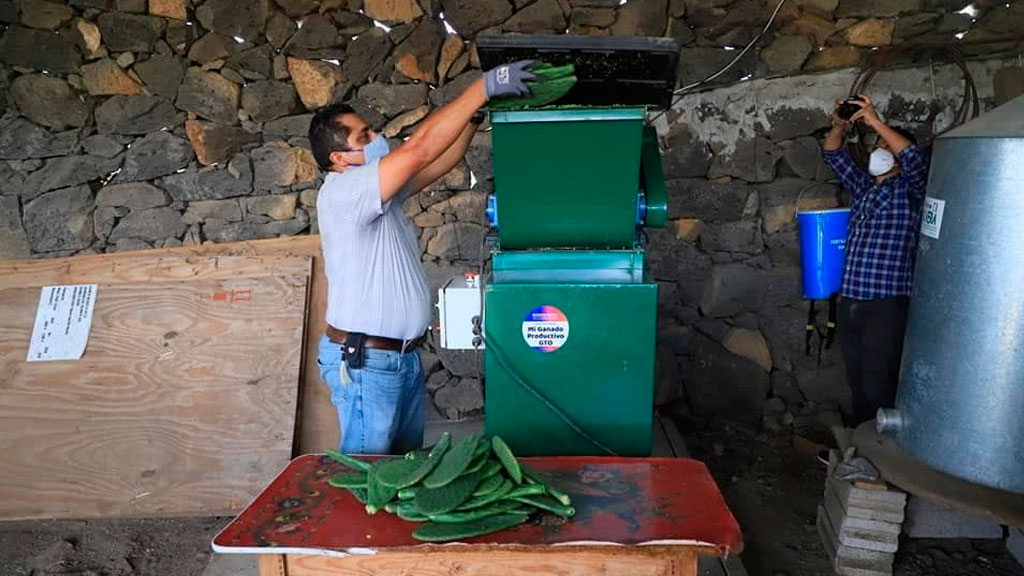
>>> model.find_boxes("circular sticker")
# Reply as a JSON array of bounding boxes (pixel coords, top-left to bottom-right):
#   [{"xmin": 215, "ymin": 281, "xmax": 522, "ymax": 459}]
[{"xmin": 522, "ymin": 305, "xmax": 569, "ymax": 353}]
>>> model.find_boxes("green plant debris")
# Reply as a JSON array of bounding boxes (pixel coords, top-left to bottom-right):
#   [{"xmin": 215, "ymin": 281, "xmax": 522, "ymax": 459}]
[
  {"xmin": 487, "ymin": 62, "xmax": 578, "ymax": 110},
  {"xmin": 324, "ymin": 435, "xmax": 575, "ymax": 542}
]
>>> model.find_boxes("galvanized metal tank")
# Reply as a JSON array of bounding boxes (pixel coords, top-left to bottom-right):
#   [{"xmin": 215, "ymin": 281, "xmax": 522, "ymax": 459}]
[{"xmin": 880, "ymin": 95, "xmax": 1024, "ymax": 493}]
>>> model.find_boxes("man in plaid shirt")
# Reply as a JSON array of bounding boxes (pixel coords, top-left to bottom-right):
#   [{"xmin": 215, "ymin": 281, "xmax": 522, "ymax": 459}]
[{"xmin": 822, "ymin": 94, "xmax": 928, "ymax": 425}]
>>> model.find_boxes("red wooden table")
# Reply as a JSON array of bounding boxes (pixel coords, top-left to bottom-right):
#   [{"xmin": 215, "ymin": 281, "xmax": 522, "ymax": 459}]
[{"xmin": 213, "ymin": 454, "xmax": 742, "ymax": 576}]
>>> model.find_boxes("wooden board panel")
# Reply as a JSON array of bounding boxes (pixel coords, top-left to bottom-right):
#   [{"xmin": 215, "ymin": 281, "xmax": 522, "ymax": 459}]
[
  {"xmin": 0, "ymin": 236, "xmax": 336, "ymax": 455},
  {"xmin": 278, "ymin": 550, "xmax": 699, "ymax": 576},
  {"xmin": 0, "ymin": 267, "xmax": 309, "ymax": 520},
  {"xmin": 0, "ymin": 253, "xmax": 314, "ymax": 289}
]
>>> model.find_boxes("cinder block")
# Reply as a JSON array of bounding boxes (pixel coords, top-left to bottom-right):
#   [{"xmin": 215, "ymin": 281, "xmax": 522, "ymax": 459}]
[
  {"xmin": 823, "ymin": 488, "xmax": 899, "ymax": 553},
  {"xmin": 825, "ymin": 482, "xmax": 903, "ymax": 532},
  {"xmin": 818, "ymin": 506, "xmax": 894, "ymax": 576},
  {"xmin": 902, "ymin": 495, "xmax": 1003, "ymax": 539},
  {"xmin": 828, "ymin": 474, "xmax": 906, "ymax": 515},
  {"xmin": 818, "ymin": 503, "xmax": 897, "ymax": 563}
]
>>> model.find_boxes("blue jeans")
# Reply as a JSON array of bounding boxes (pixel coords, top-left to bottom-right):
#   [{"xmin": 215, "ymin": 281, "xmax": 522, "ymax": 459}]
[{"xmin": 316, "ymin": 334, "xmax": 425, "ymax": 454}]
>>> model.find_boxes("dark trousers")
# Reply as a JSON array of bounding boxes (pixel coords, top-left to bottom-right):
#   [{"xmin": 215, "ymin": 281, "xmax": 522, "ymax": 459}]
[{"xmin": 838, "ymin": 296, "xmax": 910, "ymax": 426}]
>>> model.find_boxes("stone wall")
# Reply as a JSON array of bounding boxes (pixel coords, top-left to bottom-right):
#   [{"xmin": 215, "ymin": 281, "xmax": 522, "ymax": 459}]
[
  {"xmin": 0, "ymin": 0, "xmax": 1021, "ymax": 425},
  {"xmin": 652, "ymin": 56, "xmax": 1018, "ymax": 434}
]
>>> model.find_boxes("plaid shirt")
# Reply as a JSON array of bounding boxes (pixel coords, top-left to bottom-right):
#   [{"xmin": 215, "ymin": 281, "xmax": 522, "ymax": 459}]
[{"xmin": 822, "ymin": 145, "xmax": 928, "ymax": 300}]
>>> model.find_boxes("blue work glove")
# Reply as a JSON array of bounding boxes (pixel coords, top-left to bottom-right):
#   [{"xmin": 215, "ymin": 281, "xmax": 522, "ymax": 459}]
[{"xmin": 484, "ymin": 60, "xmax": 536, "ymax": 101}]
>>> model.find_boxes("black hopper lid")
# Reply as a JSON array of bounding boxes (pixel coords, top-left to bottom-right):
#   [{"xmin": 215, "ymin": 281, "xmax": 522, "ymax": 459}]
[{"xmin": 476, "ymin": 34, "xmax": 680, "ymax": 110}]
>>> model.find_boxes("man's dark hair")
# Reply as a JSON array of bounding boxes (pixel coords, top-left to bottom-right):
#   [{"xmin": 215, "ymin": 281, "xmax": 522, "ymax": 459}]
[
  {"xmin": 309, "ymin": 104, "xmax": 356, "ymax": 171},
  {"xmin": 891, "ymin": 125, "xmax": 918, "ymax": 147}
]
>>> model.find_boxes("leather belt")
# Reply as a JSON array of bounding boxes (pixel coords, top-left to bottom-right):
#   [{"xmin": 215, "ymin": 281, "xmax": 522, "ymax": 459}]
[{"xmin": 326, "ymin": 325, "xmax": 423, "ymax": 352}]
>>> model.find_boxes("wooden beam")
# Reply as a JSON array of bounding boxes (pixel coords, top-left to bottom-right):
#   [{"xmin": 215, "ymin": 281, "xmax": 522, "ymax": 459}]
[
  {"xmin": 282, "ymin": 550, "xmax": 698, "ymax": 576},
  {"xmin": 658, "ymin": 413, "xmax": 690, "ymax": 458},
  {"xmin": 0, "ymin": 253, "xmax": 312, "ymax": 290},
  {"xmin": 652, "ymin": 414, "xmax": 674, "ymax": 457}
]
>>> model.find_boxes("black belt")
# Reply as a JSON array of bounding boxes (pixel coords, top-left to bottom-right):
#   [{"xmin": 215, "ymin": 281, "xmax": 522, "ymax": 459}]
[{"xmin": 326, "ymin": 325, "xmax": 424, "ymax": 352}]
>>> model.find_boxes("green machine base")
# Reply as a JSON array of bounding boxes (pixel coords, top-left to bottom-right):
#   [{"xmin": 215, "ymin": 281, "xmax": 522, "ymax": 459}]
[
  {"xmin": 475, "ymin": 35, "xmax": 679, "ymax": 457},
  {"xmin": 483, "ymin": 250, "xmax": 657, "ymax": 457}
]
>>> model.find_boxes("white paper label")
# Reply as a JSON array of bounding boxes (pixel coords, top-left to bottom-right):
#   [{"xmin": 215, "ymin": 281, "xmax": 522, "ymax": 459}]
[
  {"xmin": 26, "ymin": 285, "xmax": 98, "ymax": 362},
  {"xmin": 921, "ymin": 197, "xmax": 946, "ymax": 239}
]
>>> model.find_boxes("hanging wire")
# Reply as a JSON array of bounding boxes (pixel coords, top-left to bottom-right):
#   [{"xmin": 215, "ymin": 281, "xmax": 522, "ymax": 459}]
[
  {"xmin": 649, "ymin": 0, "xmax": 790, "ymax": 126},
  {"xmin": 673, "ymin": 0, "xmax": 791, "ymax": 95},
  {"xmin": 848, "ymin": 40, "xmax": 979, "ymax": 128},
  {"xmin": 651, "ymin": 0, "xmax": 995, "ymax": 137},
  {"xmin": 845, "ymin": 39, "xmax": 981, "ymax": 161}
]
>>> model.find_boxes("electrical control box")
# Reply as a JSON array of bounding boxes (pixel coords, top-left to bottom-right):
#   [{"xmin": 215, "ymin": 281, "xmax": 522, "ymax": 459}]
[{"xmin": 437, "ymin": 274, "xmax": 484, "ymax": 350}]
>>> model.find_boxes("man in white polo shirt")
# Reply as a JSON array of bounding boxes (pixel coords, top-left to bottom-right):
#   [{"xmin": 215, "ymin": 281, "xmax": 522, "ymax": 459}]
[{"xmin": 308, "ymin": 61, "xmax": 534, "ymax": 454}]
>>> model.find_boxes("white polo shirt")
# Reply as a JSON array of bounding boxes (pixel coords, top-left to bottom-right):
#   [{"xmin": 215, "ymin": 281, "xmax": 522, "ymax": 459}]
[{"xmin": 317, "ymin": 160, "xmax": 430, "ymax": 341}]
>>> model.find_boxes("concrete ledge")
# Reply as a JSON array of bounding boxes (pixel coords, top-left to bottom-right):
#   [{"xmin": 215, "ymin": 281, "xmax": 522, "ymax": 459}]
[
  {"xmin": 903, "ymin": 495, "xmax": 1004, "ymax": 539},
  {"xmin": 201, "ymin": 552, "xmax": 257, "ymax": 576}
]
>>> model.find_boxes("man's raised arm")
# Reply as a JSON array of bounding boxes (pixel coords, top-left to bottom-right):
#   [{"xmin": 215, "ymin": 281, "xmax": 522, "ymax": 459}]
[{"xmin": 378, "ymin": 61, "xmax": 534, "ymax": 203}]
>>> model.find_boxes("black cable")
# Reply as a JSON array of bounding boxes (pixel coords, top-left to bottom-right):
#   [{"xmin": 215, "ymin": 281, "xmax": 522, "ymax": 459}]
[
  {"xmin": 650, "ymin": 0, "xmax": 791, "ymax": 126},
  {"xmin": 805, "ymin": 299, "xmax": 816, "ymax": 357},
  {"xmin": 816, "ymin": 321, "xmax": 825, "ymax": 367},
  {"xmin": 469, "ymin": 236, "xmax": 617, "ymax": 456},
  {"xmin": 846, "ymin": 40, "xmax": 981, "ymax": 160},
  {"xmin": 479, "ymin": 329, "xmax": 619, "ymax": 456},
  {"xmin": 826, "ymin": 293, "xmax": 838, "ymax": 349},
  {"xmin": 471, "ymin": 233, "xmax": 616, "ymax": 455}
]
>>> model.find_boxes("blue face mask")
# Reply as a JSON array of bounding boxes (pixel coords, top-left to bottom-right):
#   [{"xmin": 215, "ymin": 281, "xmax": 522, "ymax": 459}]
[{"xmin": 348, "ymin": 135, "xmax": 390, "ymax": 166}]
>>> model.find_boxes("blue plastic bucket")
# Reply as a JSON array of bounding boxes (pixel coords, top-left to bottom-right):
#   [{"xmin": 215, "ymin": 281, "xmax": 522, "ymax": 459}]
[{"xmin": 797, "ymin": 208, "xmax": 850, "ymax": 299}]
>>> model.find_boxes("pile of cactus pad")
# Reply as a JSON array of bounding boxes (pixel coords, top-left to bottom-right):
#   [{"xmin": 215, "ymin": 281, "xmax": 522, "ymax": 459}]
[
  {"xmin": 487, "ymin": 63, "xmax": 577, "ymax": 110},
  {"xmin": 325, "ymin": 433, "xmax": 575, "ymax": 542}
]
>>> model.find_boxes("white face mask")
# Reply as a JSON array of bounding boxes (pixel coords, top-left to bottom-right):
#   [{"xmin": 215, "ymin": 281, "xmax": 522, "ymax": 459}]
[{"xmin": 868, "ymin": 148, "xmax": 896, "ymax": 176}]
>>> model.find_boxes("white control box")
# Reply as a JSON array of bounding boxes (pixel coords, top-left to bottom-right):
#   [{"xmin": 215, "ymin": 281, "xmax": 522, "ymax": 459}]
[{"xmin": 437, "ymin": 274, "xmax": 484, "ymax": 350}]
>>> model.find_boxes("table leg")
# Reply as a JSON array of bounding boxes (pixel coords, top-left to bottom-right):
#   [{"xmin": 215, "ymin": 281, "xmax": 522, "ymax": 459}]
[
  {"xmin": 673, "ymin": 553, "xmax": 699, "ymax": 576},
  {"xmin": 258, "ymin": 554, "xmax": 288, "ymax": 576}
]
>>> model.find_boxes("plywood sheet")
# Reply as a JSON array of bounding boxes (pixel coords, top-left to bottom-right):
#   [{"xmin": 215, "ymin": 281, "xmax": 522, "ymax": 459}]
[
  {"xmin": 0, "ymin": 258, "xmax": 310, "ymax": 520},
  {"xmin": 0, "ymin": 236, "xmax": 337, "ymax": 455}
]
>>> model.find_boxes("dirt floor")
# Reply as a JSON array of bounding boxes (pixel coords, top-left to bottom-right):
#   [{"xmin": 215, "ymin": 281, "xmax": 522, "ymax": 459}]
[
  {"xmin": 1, "ymin": 427, "xmax": 1022, "ymax": 576},
  {"xmin": 684, "ymin": 421, "xmax": 1024, "ymax": 576},
  {"xmin": 0, "ymin": 517, "xmax": 225, "ymax": 576}
]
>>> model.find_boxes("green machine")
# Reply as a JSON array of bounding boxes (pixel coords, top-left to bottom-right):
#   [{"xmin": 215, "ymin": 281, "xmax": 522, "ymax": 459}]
[{"xmin": 475, "ymin": 35, "xmax": 679, "ymax": 457}]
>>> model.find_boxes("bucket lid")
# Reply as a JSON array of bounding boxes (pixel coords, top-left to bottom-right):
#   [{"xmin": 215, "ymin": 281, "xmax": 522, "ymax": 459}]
[{"xmin": 796, "ymin": 208, "xmax": 851, "ymax": 215}]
